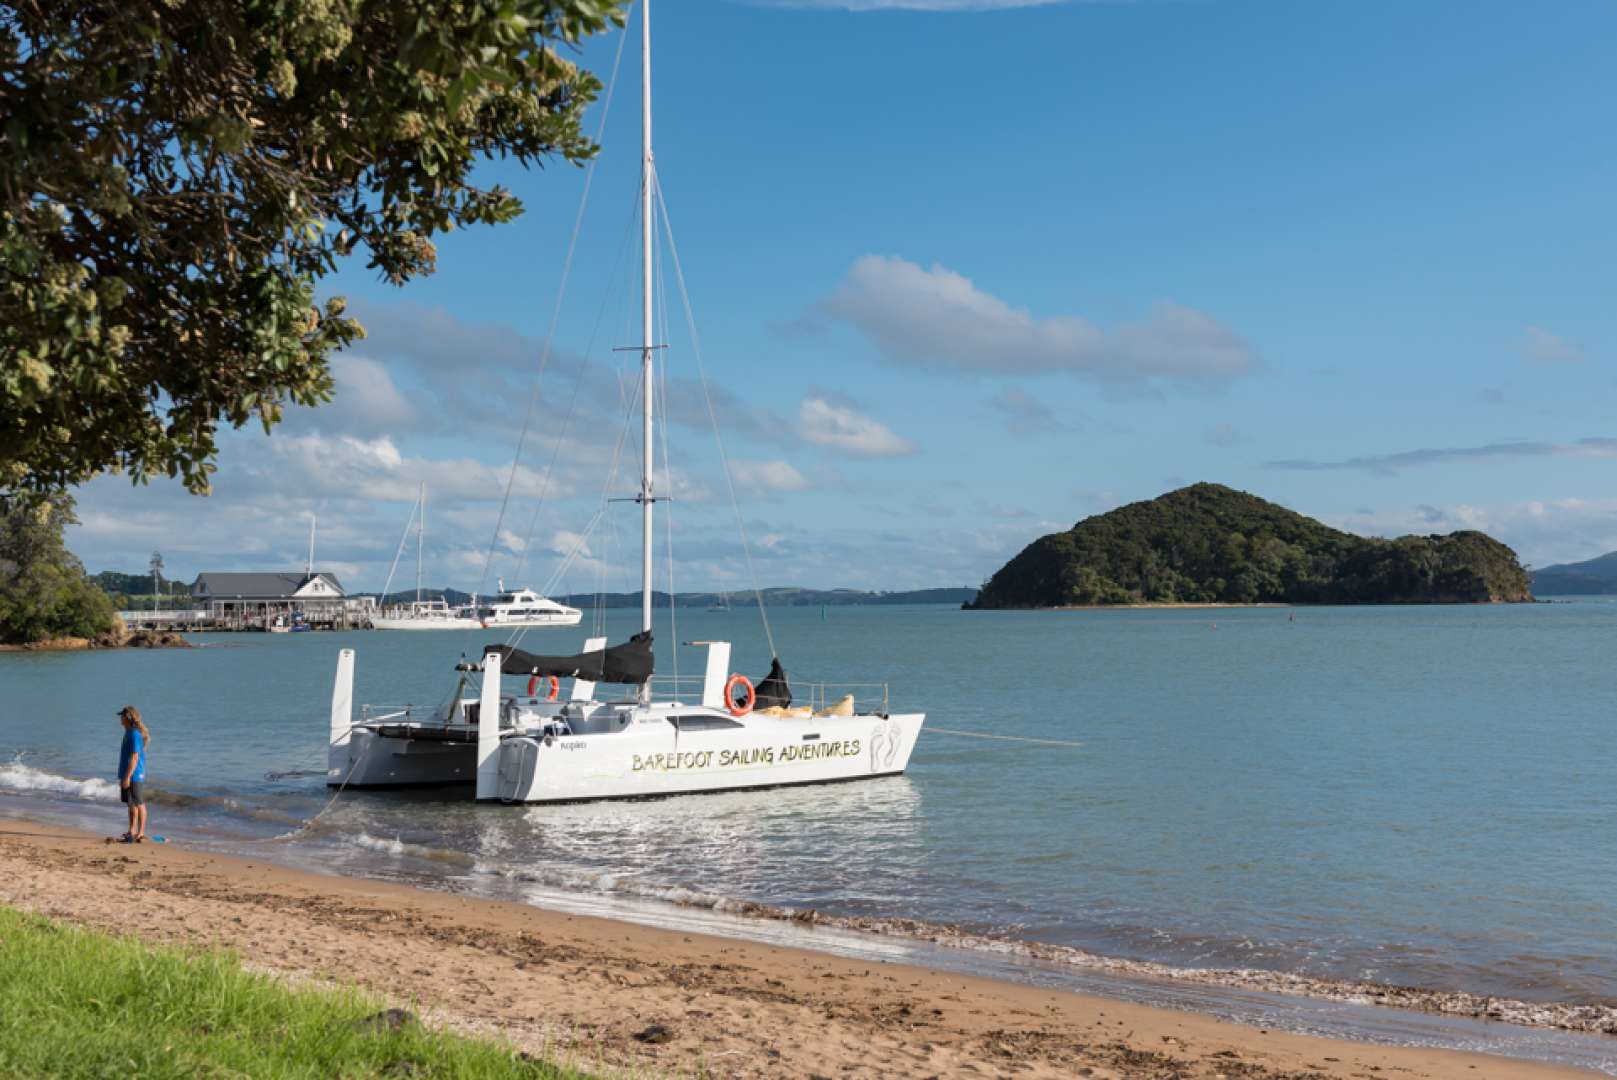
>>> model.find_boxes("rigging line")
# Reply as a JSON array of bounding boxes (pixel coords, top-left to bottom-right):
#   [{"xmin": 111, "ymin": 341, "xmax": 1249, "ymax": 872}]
[
  {"xmin": 520, "ymin": 343, "xmax": 645, "ymax": 653},
  {"xmin": 595, "ymin": 506, "xmax": 617, "ymax": 639},
  {"xmin": 438, "ymin": 672, "xmax": 469, "ymax": 723},
  {"xmin": 653, "ymin": 177, "xmax": 777, "ymax": 659},
  {"xmin": 541, "ymin": 506, "xmax": 607, "ymax": 597},
  {"xmin": 509, "ymin": 170, "xmax": 648, "ymax": 589},
  {"xmin": 475, "ymin": 20, "xmax": 630, "ymax": 601},
  {"xmin": 655, "ymin": 240, "xmax": 679, "ymax": 693},
  {"xmin": 553, "ymin": 240, "xmax": 646, "ymax": 648},
  {"xmin": 660, "ymin": 369, "xmax": 678, "ymax": 691},
  {"xmin": 923, "ymin": 727, "xmax": 1085, "ymax": 749},
  {"xmin": 594, "ymin": 349, "xmax": 638, "ymax": 642},
  {"xmin": 507, "ymin": 506, "xmax": 607, "ymax": 652},
  {"xmin": 377, "ymin": 490, "xmax": 420, "ymax": 603}
]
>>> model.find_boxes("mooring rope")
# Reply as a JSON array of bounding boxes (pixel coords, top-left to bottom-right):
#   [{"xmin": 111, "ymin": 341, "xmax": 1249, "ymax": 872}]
[{"xmin": 240, "ymin": 739, "xmax": 375, "ymax": 845}]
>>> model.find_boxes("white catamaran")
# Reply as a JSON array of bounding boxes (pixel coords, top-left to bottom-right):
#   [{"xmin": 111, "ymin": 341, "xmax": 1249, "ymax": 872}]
[{"xmin": 324, "ymin": 0, "xmax": 923, "ymax": 802}]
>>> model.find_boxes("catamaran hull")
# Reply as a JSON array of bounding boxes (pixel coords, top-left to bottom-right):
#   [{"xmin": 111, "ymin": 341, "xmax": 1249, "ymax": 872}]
[
  {"xmin": 336, "ymin": 728, "xmax": 478, "ymax": 787},
  {"xmin": 492, "ymin": 712, "xmax": 923, "ymax": 803}
]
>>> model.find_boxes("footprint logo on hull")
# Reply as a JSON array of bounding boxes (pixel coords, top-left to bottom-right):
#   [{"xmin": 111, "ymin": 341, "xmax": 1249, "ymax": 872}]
[{"xmin": 867, "ymin": 723, "xmax": 902, "ymax": 773}]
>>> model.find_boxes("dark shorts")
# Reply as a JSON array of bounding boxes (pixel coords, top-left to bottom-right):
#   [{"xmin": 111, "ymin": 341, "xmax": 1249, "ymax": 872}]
[{"xmin": 121, "ymin": 781, "xmax": 145, "ymax": 806}]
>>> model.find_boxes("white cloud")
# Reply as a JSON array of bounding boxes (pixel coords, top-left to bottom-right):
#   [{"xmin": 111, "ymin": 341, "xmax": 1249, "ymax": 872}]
[
  {"xmin": 1203, "ymin": 423, "xmax": 1245, "ymax": 447},
  {"xmin": 1520, "ymin": 326, "xmax": 1586, "ymax": 366},
  {"xmin": 315, "ymin": 354, "xmax": 418, "ymax": 435},
  {"xmin": 728, "ymin": 459, "xmax": 813, "ymax": 493},
  {"xmin": 820, "ymin": 255, "xmax": 1256, "ymax": 385},
  {"xmin": 258, "ymin": 433, "xmax": 583, "ymax": 505},
  {"xmin": 798, "ymin": 394, "xmax": 916, "ymax": 457},
  {"xmin": 548, "ymin": 529, "xmax": 593, "ymax": 559}
]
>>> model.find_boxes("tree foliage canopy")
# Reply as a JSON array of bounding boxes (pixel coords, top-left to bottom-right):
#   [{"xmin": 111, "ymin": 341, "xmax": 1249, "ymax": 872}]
[
  {"xmin": 1, "ymin": 0, "xmax": 621, "ymax": 496},
  {"xmin": 967, "ymin": 483, "xmax": 1533, "ymax": 608},
  {"xmin": 0, "ymin": 492, "xmax": 117, "ymax": 642}
]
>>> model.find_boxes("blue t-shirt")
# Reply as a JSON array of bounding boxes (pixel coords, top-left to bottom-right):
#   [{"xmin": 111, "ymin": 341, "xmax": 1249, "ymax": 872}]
[{"xmin": 119, "ymin": 729, "xmax": 145, "ymax": 783}]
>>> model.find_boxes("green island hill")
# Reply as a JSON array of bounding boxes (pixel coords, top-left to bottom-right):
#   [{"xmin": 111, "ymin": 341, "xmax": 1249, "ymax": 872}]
[{"xmin": 966, "ymin": 483, "xmax": 1533, "ymax": 610}]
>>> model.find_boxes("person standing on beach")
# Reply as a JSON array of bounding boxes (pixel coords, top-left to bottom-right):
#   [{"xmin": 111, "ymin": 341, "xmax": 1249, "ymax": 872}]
[{"xmin": 117, "ymin": 706, "xmax": 150, "ymax": 843}]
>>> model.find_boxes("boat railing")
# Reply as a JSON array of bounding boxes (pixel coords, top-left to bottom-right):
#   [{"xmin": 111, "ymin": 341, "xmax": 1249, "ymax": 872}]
[
  {"xmin": 643, "ymin": 675, "xmax": 711, "ymax": 704},
  {"xmin": 645, "ymin": 676, "xmax": 891, "ymax": 714},
  {"xmin": 358, "ymin": 704, "xmax": 436, "ymax": 726},
  {"xmin": 795, "ymin": 681, "xmax": 891, "ymax": 715}
]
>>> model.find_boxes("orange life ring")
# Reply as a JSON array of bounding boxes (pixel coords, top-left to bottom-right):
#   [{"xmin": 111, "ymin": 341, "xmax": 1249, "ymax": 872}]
[
  {"xmin": 725, "ymin": 673, "xmax": 755, "ymax": 717},
  {"xmin": 528, "ymin": 674, "xmax": 559, "ymax": 701}
]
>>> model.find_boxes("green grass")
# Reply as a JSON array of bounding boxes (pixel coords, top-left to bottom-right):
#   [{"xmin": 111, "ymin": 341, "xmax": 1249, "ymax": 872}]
[{"xmin": 0, "ymin": 906, "xmax": 593, "ymax": 1079}]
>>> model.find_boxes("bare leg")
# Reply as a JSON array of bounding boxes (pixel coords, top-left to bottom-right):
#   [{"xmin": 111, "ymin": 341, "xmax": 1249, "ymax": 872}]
[
  {"xmin": 125, "ymin": 801, "xmax": 136, "ymax": 839},
  {"xmin": 134, "ymin": 804, "xmax": 147, "ymax": 840}
]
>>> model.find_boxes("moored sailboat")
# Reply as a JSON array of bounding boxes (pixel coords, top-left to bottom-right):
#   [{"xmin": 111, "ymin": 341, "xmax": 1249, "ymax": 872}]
[{"xmin": 370, "ymin": 485, "xmax": 579, "ymax": 630}]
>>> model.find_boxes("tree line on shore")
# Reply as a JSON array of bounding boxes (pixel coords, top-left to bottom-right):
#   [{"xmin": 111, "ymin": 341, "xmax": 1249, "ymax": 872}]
[{"xmin": 0, "ymin": 494, "xmax": 117, "ymax": 644}]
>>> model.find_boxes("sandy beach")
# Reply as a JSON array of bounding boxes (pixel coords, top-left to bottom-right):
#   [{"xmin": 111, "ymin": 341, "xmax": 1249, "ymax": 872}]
[{"xmin": 0, "ymin": 815, "xmax": 1599, "ymax": 1079}]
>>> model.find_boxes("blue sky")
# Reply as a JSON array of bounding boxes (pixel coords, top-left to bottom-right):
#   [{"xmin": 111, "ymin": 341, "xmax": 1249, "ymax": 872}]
[{"xmin": 71, "ymin": 0, "xmax": 1617, "ymax": 594}]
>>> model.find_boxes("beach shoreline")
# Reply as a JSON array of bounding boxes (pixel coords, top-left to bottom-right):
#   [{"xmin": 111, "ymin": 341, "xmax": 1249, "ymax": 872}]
[{"xmin": 1, "ymin": 813, "xmax": 1603, "ymax": 1078}]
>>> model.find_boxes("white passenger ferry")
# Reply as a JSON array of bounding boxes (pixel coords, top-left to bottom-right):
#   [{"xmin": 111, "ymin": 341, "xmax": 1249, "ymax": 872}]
[{"xmin": 467, "ymin": 586, "xmax": 581, "ymax": 628}]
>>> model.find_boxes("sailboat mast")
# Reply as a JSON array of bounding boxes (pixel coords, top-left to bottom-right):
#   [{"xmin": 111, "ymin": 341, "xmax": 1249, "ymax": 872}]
[
  {"xmin": 639, "ymin": 0, "xmax": 655, "ymax": 643},
  {"xmin": 416, "ymin": 481, "xmax": 425, "ymax": 606}
]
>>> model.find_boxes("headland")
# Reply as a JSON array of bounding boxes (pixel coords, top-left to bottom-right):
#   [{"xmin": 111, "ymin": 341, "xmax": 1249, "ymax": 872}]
[{"xmin": 968, "ymin": 484, "xmax": 1533, "ymax": 609}]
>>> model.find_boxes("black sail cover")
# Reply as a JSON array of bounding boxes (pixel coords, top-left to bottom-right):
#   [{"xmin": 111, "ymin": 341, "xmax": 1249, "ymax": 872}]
[
  {"xmin": 483, "ymin": 631, "xmax": 653, "ymax": 685},
  {"xmin": 754, "ymin": 656, "xmax": 791, "ymax": 709}
]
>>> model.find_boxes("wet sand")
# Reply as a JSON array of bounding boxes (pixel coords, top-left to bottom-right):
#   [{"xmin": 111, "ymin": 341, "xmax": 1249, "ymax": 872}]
[{"xmin": 0, "ymin": 816, "xmax": 1599, "ymax": 1079}]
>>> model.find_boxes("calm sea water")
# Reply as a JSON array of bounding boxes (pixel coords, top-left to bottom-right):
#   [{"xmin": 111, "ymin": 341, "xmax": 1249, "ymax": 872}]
[{"xmin": 5, "ymin": 601, "xmax": 1616, "ymax": 1018}]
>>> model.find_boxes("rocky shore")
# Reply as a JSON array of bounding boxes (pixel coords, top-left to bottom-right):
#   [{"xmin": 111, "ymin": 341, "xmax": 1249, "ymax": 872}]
[{"xmin": 0, "ymin": 622, "xmax": 190, "ymax": 652}]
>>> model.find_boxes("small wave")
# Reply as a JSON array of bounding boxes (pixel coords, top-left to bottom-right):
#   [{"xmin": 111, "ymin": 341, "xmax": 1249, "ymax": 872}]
[
  {"xmin": 351, "ymin": 832, "xmax": 405, "ymax": 856},
  {"xmin": 0, "ymin": 759, "xmax": 308, "ymax": 829},
  {"xmin": 472, "ymin": 857, "xmax": 736, "ymax": 912},
  {"xmin": 0, "ymin": 759, "xmax": 119, "ymax": 802},
  {"xmin": 310, "ymin": 829, "xmax": 479, "ymax": 868},
  {"xmin": 457, "ymin": 852, "xmax": 1617, "ymax": 1038}
]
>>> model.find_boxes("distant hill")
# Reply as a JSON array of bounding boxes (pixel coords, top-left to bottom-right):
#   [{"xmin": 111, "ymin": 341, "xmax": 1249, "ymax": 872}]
[
  {"xmin": 552, "ymin": 587, "xmax": 978, "ymax": 609},
  {"xmin": 1530, "ymin": 552, "xmax": 1617, "ymax": 595},
  {"xmin": 349, "ymin": 586, "xmax": 978, "ymax": 608},
  {"xmin": 967, "ymin": 483, "xmax": 1532, "ymax": 609},
  {"xmin": 91, "ymin": 571, "xmax": 195, "ymax": 609}
]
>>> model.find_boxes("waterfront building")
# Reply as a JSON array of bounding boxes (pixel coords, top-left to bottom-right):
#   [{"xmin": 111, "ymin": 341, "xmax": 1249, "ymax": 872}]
[{"xmin": 192, "ymin": 572, "xmax": 373, "ymax": 630}]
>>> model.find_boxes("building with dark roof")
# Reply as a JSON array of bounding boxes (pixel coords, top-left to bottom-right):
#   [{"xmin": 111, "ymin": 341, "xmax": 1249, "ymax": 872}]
[{"xmin": 192, "ymin": 572, "xmax": 371, "ymax": 629}]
